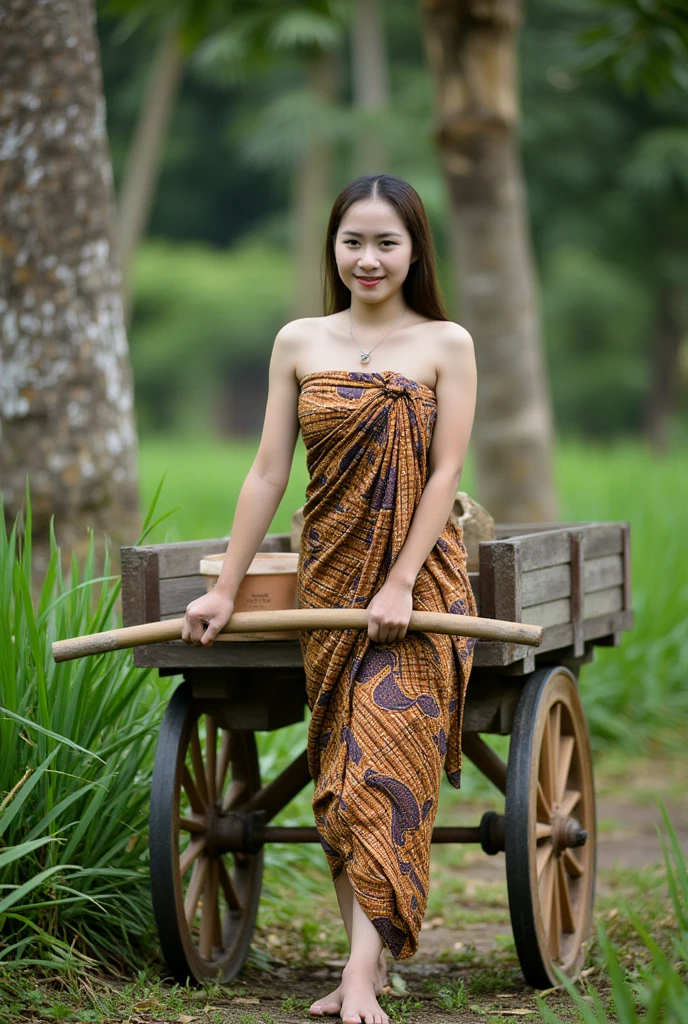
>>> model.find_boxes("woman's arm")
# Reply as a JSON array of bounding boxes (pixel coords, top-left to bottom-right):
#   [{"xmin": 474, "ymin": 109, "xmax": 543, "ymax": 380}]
[
  {"xmin": 183, "ymin": 324, "xmax": 301, "ymax": 645},
  {"xmin": 367, "ymin": 323, "xmax": 477, "ymax": 643}
]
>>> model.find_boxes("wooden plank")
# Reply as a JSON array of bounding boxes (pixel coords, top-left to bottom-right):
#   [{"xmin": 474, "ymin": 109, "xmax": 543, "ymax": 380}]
[
  {"xmin": 518, "ymin": 531, "xmax": 572, "ymax": 572},
  {"xmin": 521, "ymin": 564, "xmax": 571, "ymax": 607},
  {"xmin": 495, "ymin": 522, "xmax": 588, "ymax": 538},
  {"xmin": 621, "ymin": 523, "xmax": 632, "ymax": 610},
  {"xmin": 160, "ymin": 575, "xmax": 207, "ymax": 616},
  {"xmin": 584, "ymin": 608, "xmax": 633, "ymax": 642},
  {"xmin": 584, "ymin": 555, "xmax": 623, "ymax": 594},
  {"xmin": 472, "ymin": 641, "xmax": 533, "ymax": 667},
  {"xmin": 478, "ymin": 540, "xmax": 522, "ymax": 622},
  {"xmin": 121, "ymin": 547, "xmax": 160, "ymax": 627},
  {"xmin": 478, "ymin": 542, "xmax": 497, "ymax": 620},
  {"xmin": 496, "ymin": 523, "xmax": 624, "ymax": 573},
  {"xmin": 129, "ymin": 532, "xmax": 292, "ymax": 580},
  {"xmin": 582, "ymin": 525, "xmax": 622, "ymax": 559},
  {"xmin": 521, "ymin": 597, "xmax": 571, "ymax": 628},
  {"xmin": 584, "ymin": 587, "xmax": 624, "ymax": 618},
  {"xmin": 133, "ymin": 640, "xmax": 306, "ymax": 670},
  {"xmin": 570, "ymin": 531, "xmax": 584, "ymax": 657}
]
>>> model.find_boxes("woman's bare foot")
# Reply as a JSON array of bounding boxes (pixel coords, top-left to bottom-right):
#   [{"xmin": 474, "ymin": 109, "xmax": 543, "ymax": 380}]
[
  {"xmin": 339, "ymin": 962, "xmax": 389, "ymax": 1024},
  {"xmin": 309, "ymin": 955, "xmax": 388, "ymax": 1017}
]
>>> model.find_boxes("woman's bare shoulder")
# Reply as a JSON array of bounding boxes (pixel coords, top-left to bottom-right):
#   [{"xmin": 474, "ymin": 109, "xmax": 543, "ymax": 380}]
[
  {"xmin": 276, "ymin": 314, "xmax": 339, "ymax": 343},
  {"xmin": 432, "ymin": 319, "xmax": 473, "ymax": 345}
]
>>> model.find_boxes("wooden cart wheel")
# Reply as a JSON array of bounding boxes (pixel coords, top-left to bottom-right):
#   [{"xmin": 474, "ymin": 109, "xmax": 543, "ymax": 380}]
[
  {"xmin": 505, "ymin": 666, "xmax": 596, "ymax": 989},
  {"xmin": 149, "ymin": 681, "xmax": 263, "ymax": 984}
]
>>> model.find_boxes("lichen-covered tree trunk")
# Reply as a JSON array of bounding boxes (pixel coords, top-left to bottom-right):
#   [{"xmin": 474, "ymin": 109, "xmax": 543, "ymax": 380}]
[
  {"xmin": 0, "ymin": 0, "xmax": 140, "ymax": 579},
  {"xmin": 421, "ymin": 0, "xmax": 558, "ymax": 523}
]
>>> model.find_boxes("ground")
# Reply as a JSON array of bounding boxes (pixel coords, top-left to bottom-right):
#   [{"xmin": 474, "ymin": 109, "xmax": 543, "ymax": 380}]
[{"xmin": 3, "ymin": 750, "xmax": 687, "ymax": 1024}]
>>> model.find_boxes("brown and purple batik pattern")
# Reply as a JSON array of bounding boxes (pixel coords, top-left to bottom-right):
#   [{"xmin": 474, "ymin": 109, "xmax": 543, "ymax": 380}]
[{"xmin": 296, "ymin": 369, "xmax": 477, "ymax": 959}]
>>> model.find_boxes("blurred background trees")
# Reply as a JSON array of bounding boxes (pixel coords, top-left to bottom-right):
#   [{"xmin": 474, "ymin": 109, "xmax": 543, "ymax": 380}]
[
  {"xmin": 3, "ymin": 0, "xmax": 686, "ymax": 545},
  {"xmin": 95, "ymin": 0, "xmax": 686, "ymax": 460}
]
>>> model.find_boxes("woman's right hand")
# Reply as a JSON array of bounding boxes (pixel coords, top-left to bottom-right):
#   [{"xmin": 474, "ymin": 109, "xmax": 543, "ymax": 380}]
[{"xmin": 182, "ymin": 588, "xmax": 235, "ymax": 647}]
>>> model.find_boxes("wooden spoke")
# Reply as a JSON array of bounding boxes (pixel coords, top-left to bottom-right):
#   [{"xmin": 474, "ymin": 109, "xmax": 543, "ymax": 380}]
[
  {"xmin": 206, "ymin": 716, "xmax": 217, "ymax": 806},
  {"xmin": 184, "ymin": 855, "xmax": 208, "ymax": 927},
  {"xmin": 559, "ymin": 789, "xmax": 581, "ymax": 817},
  {"xmin": 180, "ymin": 815, "xmax": 205, "ymax": 834},
  {"xmin": 539, "ymin": 856, "xmax": 555, "ymax": 936},
  {"xmin": 556, "ymin": 736, "xmax": 575, "ymax": 805},
  {"xmin": 558, "ymin": 859, "xmax": 576, "ymax": 933},
  {"xmin": 150, "ymin": 687, "xmax": 264, "ymax": 986},
  {"xmin": 189, "ymin": 725, "xmax": 209, "ymax": 806},
  {"xmin": 504, "ymin": 668, "xmax": 596, "ymax": 988},
  {"xmin": 549, "ymin": 864, "xmax": 562, "ymax": 959},
  {"xmin": 537, "ymin": 841, "xmax": 553, "ymax": 879},
  {"xmin": 212, "ymin": 863, "xmax": 223, "ymax": 949},
  {"xmin": 539, "ymin": 708, "xmax": 557, "ymax": 807},
  {"xmin": 563, "ymin": 847, "xmax": 584, "ymax": 878},
  {"xmin": 219, "ymin": 858, "xmax": 242, "ymax": 912},
  {"xmin": 199, "ymin": 855, "xmax": 219, "ymax": 960},
  {"xmin": 550, "ymin": 703, "xmax": 561, "ymax": 757},
  {"xmin": 222, "ymin": 779, "xmax": 247, "ymax": 812},
  {"xmin": 537, "ymin": 781, "xmax": 552, "ymax": 822},
  {"xmin": 216, "ymin": 730, "xmax": 232, "ymax": 795},
  {"xmin": 180, "ymin": 837, "xmax": 205, "ymax": 875},
  {"xmin": 182, "ymin": 765, "xmax": 204, "ymax": 814}
]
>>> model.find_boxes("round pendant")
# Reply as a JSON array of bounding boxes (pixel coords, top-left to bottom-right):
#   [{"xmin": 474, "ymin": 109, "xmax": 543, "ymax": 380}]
[{"xmin": 359, "ymin": 353, "xmax": 370, "ymax": 364}]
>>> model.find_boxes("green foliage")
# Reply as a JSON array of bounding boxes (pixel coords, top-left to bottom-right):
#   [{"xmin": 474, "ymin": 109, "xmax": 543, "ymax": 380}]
[
  {"xmin": 537, "ymin": 803, "xmax": 688, "ymax": 1023},
  {"xmin": 0, "ymin": 482, "xmax": 175, "ymax": 969},
  {"xmin": 571, "ymin": 0, "xmax": 688, "ymax": 95},
  {"xmin": 557, "ymin": 440, "xmax": 688, "ymax": 749},
  {"xmin": 542, "ymin": 247, "xmax": 650, "ymax": 435},
  {"xmin": 130, "ymin": 239, "xmax": 291, "ymax": 434},
  {"xmin": 424, "ymin": 976, "xmax": 468, "ymax": 1010}
]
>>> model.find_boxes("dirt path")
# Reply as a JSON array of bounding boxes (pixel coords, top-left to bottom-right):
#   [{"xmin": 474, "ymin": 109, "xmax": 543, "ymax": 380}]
[
  {"xmin": 10, "ymin": 755, "xmax": 686, "ymax": 1024},
  {"xmin": 225, "ymin": 754, "xmax": 688, "ymax": 1023}
]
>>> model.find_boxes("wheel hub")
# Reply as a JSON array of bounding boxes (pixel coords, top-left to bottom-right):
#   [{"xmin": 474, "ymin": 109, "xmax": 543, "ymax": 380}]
[{"xmin": 551, "ymin": 813, "xmax": 588, "ymax": 855}]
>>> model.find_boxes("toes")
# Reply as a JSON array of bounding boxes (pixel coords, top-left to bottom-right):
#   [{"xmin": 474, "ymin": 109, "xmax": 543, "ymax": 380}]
[{"xmin": 309, "ymin": 1002, "xmax": 340, "ymax": 1017}]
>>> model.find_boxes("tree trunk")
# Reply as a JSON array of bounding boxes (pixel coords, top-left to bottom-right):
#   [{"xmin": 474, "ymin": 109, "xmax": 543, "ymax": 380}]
[
  {"xmin": 117, "ymin": 25, "xmax": 184, "ymax": 325},
  {"xmin": 290, "ymin": 52, "xmax": 339, "ymax": 319},
  {"xmin": 0, "ymin": 0, "xmax": 141, "ymax": 582},
  {"xmin": 351, "ymin": 0, "xmax": 390, "ymax": 175},
  {"xmin": 420, "ymin": 0, "xmax": 558, "ymax": 523},
  {"xmin": 643, "ymin": 282, "xmax": 685, "ymax": 451}
]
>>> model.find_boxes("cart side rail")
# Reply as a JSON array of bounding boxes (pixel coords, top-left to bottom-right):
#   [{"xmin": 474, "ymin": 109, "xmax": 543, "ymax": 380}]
[{"xmin": 475, "ymin": 521, "xmax": 632, "ymax": 672}]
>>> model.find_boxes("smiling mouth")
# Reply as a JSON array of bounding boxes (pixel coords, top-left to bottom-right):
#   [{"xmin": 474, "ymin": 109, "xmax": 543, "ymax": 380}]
[{"xmin": 356, "ymin": 276, "xmax": 384, "ymax": 281}]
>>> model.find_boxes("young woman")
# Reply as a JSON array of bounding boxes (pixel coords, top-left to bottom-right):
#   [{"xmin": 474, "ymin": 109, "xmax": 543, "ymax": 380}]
[{"xmin": 182, "ymin": 173, "xmax": 478, "ymax": 1024}]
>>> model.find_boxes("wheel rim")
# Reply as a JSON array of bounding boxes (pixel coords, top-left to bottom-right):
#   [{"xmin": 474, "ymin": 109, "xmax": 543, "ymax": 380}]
[
  {"xmin": 151, "ymin": 685, "xmax": 263, "ymax": 984},
  {"xmin": 506, "ymin": 667, "xmax": 596, "ymax": 988},
  {"xmin": 532, "ymin": 686, "xmax": 595, "ymax": 974}
]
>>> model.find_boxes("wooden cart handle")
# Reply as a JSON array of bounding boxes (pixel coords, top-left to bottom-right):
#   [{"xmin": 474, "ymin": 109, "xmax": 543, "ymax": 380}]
[{"xmin": 52, "ymin": 609, "xmax": 543, "ymax": 664}]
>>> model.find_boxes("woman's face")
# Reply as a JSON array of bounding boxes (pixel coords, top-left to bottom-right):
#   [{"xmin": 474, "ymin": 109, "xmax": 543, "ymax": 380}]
[{"xmin": 334, "ymin": 197, "xmax": 416, "ymax": 304}]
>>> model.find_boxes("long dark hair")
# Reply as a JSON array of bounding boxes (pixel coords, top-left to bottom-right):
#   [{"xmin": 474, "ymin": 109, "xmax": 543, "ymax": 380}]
[{"xmin": 322, "ymin": 173, "xmax": 449, "ymax": 320}]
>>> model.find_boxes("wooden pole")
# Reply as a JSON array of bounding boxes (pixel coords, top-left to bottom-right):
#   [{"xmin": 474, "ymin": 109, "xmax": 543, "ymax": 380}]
[{"xmin": 52, "ymin": 609, "xmax": 543, "ymax": 663}]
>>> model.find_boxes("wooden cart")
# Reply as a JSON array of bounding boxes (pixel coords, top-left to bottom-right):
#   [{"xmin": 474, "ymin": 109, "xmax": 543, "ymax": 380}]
[{"xmin": 121, "ymin": 520, "xmax": 633, "ymax": 990}]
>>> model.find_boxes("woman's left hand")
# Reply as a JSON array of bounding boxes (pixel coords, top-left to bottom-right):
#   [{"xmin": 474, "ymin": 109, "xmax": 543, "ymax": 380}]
[{"xmin": 367, "ymin": 579, "xmax": 414, "ymax": 643}]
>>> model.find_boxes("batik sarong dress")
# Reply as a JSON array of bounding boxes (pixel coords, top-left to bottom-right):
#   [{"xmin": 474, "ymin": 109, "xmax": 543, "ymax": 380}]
[{"xmin": 297, "ymin": 369, "xmax": 477, "ymax": 959}]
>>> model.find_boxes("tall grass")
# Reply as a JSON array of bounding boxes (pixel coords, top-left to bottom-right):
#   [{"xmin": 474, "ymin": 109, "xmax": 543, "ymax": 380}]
[
  {"xmin": 556, "ymin": 441, "xmax": 688, "ymax": 749},
  {"xmin": 0, "ymin": 482, "xmax": 174, "ymax": 969},
  {"xmin": 138, "ymin": 433, "xmax": 688, "ymax": 751},
  {"xmin": 538, "ymin": 802, "xmax": 688, "ymax": 1023}
]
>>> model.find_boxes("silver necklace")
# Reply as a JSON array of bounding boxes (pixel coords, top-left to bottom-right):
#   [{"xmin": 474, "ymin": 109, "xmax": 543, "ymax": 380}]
[{"xmin": 349, "ymin": 307, "xmax": 408, "ymax": 364}]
